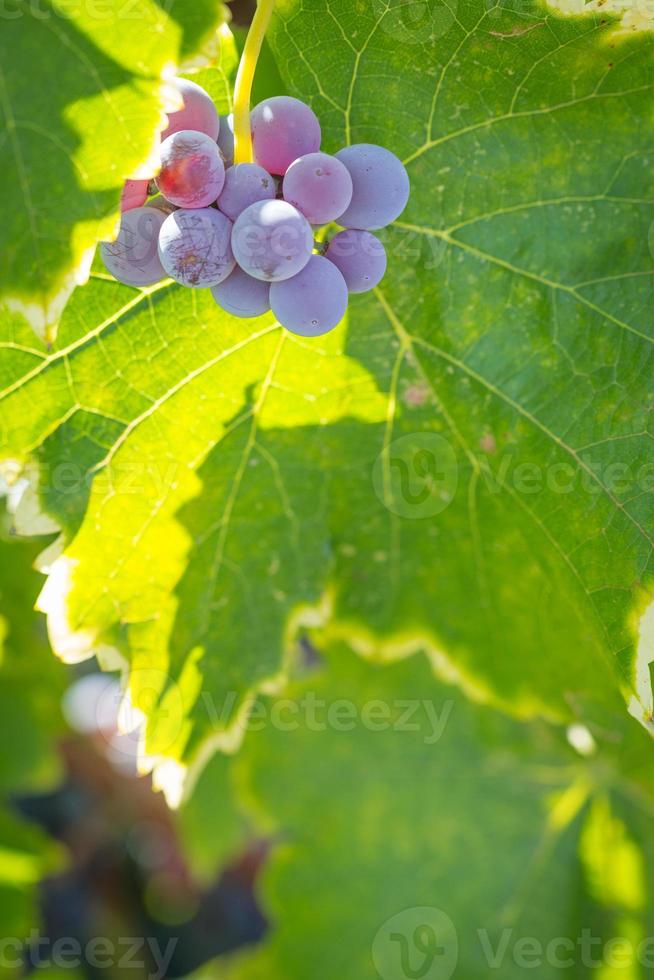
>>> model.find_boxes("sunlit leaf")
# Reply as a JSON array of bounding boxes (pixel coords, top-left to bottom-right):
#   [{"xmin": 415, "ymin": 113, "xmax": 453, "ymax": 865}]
[{"xmin": 0, "ymin": 0, "xmax": 653, "ymax": 800}]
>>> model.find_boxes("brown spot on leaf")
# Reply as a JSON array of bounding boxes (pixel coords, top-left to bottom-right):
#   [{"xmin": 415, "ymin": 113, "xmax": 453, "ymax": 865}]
[
  {"xmin": 489, "ymin": 21, "xmax": 545, "ymax": 38},
  {"xmin": 480, "ymin": 432, "xmax": 497, "ymax": 454},
  {"xmin": 402, "ymin": 383, "xmax": 430, "ymax": 408}
]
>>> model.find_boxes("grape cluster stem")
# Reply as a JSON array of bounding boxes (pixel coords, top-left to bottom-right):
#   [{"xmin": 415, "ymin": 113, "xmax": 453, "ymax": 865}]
[{"xmin": 233, "ymin": 0, "xmax": 276, "ymax": 165}]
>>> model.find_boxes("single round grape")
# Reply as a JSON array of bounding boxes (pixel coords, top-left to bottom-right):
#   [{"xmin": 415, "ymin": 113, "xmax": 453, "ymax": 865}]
[
  {"xmin": 120, "ymin": 178, "xmax": 149, "ymax": 212},
  {"xmin": 156, "ymin": 130, "xmax": 225, "ymax": 209},
  {"xmin": 324, "ymin": 229, "xmax": 387, "ymax": 293},
  {"xmin": 282, "ymin": 152, "xmax": 353, "ymax": 225},
  {"xmin": 101, "ymin": 207, "xmax": 167, "ymax": 287},
  {"xmin": 218, "ymin": 163, "xmax": 275, "ymax": 221},
  {"xmin": 162, "ymin": 78, "xmax": 220, "ymax": 142},
  {"xmin": 270, "ymin": 255, "xmax": 348, "ymax": 336},
  {"xmin": 158, "ymin": 208, "xmax": 235, "ymax": 288},
  {"xmin": 250, "ymin": 96, "xmax": 321, "ymax": 175},
  {"xmin": 335, "ymin": 144, "xmax": 410, "ymax": 230},
  {"xmin": 231, "ymin": 200, "xmax": 313, "ymax": 282},
  {"xmin": 217, "ymin": 113, "xmax": 234, "ymax": 167},
  {"xmin": 211, "ymin": 266, "xmax": 271, "ymax": 318}
]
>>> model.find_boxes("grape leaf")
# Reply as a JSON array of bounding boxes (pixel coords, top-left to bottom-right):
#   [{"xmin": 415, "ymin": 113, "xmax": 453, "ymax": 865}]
[
  {"xmin": 1, "ymin": 0, "xmax": 654, "ymax": 801},
  {"xmin": 0, "ymin": 0, "xmax": 226, "ymax": 342},
  {"xmin": 227, "ymin": 644, "xmax": 654, "ymax": 980},
  {"xmin": 265, "ymin": 0, "xmax": 654, "ymax": 721}
]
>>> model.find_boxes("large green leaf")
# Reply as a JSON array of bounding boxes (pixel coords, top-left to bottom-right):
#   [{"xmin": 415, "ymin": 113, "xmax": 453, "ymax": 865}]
[
  {"xmin": 228, "ymin": 644, "xmax": 654, "ymax": 980},
  {"xmin": 266, "ymin": 0, "xmax": 654, "ymax": 721},
  {"xmin": 1, "ymin": 0, "xmax": 653, "ymax": 800},
  {"xmin": 0, "ymin": 0, "xmax": 226, "ymax": 342}
]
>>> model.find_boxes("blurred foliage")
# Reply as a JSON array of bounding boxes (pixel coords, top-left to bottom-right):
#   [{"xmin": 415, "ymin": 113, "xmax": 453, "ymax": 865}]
[
  {"xmin": 178, "ymin": 752, "xmax": 251, "ymax": 883},
  {"xmin": 0, "ymin": 512, "xmax": 65, "ymax": 945},
  {"xmin": 227, "ymin": 644, "xmax": 654, "ymax": 979}
]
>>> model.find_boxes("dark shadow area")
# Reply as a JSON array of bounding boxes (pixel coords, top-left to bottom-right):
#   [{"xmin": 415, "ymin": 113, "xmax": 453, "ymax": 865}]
[{"xmin": 1, "ymin": 3, "xmax": 134, "ymax": 304}]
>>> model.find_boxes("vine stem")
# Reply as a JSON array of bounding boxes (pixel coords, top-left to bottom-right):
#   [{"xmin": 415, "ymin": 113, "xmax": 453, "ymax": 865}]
[{"xmin": 232, "ymin": 0, "xmax": 275, "ymax": 164}]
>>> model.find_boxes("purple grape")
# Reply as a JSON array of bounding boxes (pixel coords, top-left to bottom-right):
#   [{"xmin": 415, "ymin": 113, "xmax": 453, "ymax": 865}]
[
  {"xmin": 100, "ymin": 207, "xmax": 167, "ymax": 287},
  {"xmin": 120, "ymin": 178, "xmax": 149, "ymax": 213},
  {"xmin": 218, "ymin": 163, "xmax": 275, "ymax": 221},
  {"xmin": 162, "ymin": 78, "xmax": 220, "ymax": 142},
  {"xmin": 324, "ymin": 229, "xmax": 387, "ymax": 293},
  {"xmin": 282, "ymin": 152, "xmax": 353, "ymax": 225},
  {"xmin": 156, "ymin": 130, "xmax": 225, "ymax": 209},
  {"xmin": 250, "ymin": 96, "xmax": 321, "ymax": 175},
  {"xmin": 211, "ymin": 266, "xmax": 271, "ymax": 318},
  {"xmin": 231, "ymin": 200, "xmax": 313, "ymax": 282},
  {"xmin": 217, "ymin": 113, "xmax": 234, "ymax": 167},
  {"xmin": 335, "ymin": 144, "xmax": 410, "ymax": 230},
  {"xmin": 270, "ymin": 255, "xmax": 348, "ymax": 336},
  {"xmin": 158, "ymin": 208, "xmax": 235, "ymax": 287}
]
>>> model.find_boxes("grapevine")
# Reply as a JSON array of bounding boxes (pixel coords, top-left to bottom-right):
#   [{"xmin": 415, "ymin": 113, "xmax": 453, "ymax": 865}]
[{"xmin": 100, "ymin": 0, "xmax": 410, "ymax": 336}]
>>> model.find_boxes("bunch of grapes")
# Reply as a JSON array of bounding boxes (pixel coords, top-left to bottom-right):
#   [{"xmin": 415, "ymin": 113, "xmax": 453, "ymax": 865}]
[{"xmin": 101, "ymin": 79, "xmax": 410, "ymax": 337}]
